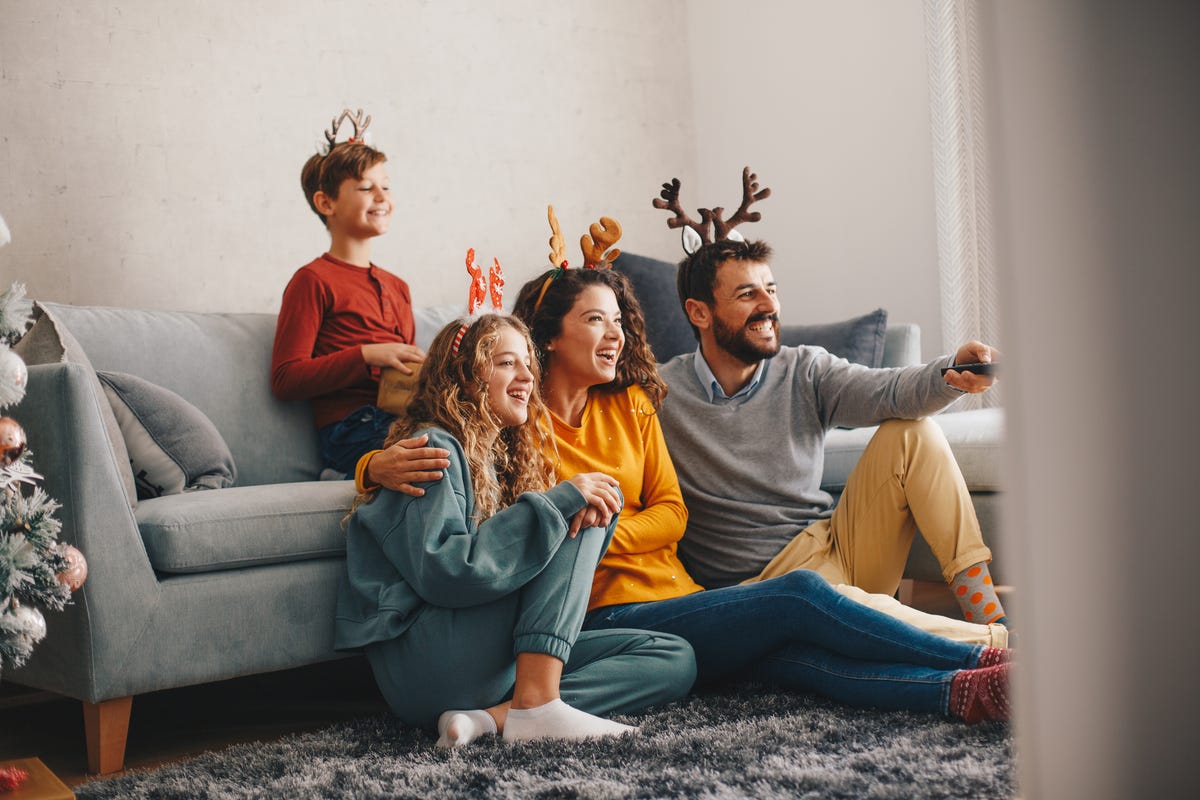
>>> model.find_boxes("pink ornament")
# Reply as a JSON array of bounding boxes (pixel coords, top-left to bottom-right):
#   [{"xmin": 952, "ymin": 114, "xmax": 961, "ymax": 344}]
[
  {"xmin": 0, "ymin": 415, "xmax": 25, "ymax": 465},
  {"xmin": 56, "ymin": 544, "xmax": 88, "ymax": 592}
]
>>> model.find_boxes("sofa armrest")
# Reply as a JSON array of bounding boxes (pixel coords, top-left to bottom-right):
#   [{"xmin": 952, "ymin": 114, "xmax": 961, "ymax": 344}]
[
  {"xmin": 883, "ymin": 323, "xmax": 921, "ymax": 367},
  {"xmin": 9, "ymin": 362, "xmax": 161, "ymax": 703}
]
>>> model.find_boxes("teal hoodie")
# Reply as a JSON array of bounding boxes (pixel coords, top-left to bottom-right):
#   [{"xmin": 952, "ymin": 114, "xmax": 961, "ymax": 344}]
[{"xmin": 334, "ymin": 427, "xmax": 591, "ymax": 651}]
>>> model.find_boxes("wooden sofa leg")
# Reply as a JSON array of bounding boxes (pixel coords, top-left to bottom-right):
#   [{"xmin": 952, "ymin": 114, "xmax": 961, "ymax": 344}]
[{"xmin": 83, "ymin": 696, "xmax": 133, "ymax": 775}]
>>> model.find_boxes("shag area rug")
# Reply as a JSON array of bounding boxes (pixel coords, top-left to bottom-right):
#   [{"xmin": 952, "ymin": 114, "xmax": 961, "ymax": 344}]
[{"xmin": 75, "ymin": 685, "xmax": 1015, "ymax": 799}]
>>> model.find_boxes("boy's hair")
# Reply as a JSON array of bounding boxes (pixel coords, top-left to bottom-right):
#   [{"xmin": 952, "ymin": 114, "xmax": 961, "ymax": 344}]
[
  {"xmin": 676, "ymin": 239, "xmax": 775, "ymax": 339},
  {"xmin": 361, "ymin": 314, "xmax": 555, "ymax": 521},
  {"xmin": 512, "ymin": 267, "xmax": 667, "ymax": 409},
  {"xmin": 300, "ymin": 142, "xmax": 388, "ymax": 228}
]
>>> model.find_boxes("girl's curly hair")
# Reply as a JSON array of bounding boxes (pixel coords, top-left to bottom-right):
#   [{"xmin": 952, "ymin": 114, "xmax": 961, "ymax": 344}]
[
  {"xmin": 354, "ymin": 314, "xmax": 555, "ymax": 521},
  {"xmin": 511, "ymin": 267, "xmax": 667, "ymax": 409}
]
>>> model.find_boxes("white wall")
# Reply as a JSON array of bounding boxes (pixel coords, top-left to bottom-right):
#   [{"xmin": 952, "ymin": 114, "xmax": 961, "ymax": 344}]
[
  {"xmin": 0, "ymin": 0, "xmax": 695, "ymax": 312},
  {"xmin": 687, "ymin": 1, "xmax": 943, "ymax": 358}
]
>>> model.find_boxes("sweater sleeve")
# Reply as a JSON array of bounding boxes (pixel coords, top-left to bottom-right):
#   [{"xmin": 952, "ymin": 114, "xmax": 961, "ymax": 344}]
[
  {"xmin": 358, "ymin": 432, "xmax": 588, "ymax": 608},
  {"xmin": 270, "ymin": 267, "xmax": 371, "ymax": 401},
  {"xmin": 808, "ymin": 350, "xmax": 964, "ymax": 429},
  {"xmin": 604, "ymin": 396, "xmax": 689, "ymax": 557}
]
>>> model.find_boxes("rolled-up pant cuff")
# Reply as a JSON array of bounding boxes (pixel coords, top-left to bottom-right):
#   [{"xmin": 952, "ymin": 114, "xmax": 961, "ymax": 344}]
[{"xmin": 514, "ymin": 633, "xmax": 573, "ymax": 663}]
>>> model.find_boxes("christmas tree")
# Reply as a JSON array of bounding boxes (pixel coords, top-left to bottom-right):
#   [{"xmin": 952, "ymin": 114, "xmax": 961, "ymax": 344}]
[{"xmin": 0, "ymin": 277, "xmax": 87, "ymax": 677}]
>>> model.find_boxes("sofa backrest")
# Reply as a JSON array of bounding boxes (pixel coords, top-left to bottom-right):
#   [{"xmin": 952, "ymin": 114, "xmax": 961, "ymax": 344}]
[{"xmin": 42, "ymin": 302, "xmax": 321, "ymax": 486}]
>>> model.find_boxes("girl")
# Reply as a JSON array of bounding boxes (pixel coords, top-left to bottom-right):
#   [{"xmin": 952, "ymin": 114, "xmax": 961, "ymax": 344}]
[{"xmin": 334, "ymin": 311, "xmax": 695, "ymax": 747}]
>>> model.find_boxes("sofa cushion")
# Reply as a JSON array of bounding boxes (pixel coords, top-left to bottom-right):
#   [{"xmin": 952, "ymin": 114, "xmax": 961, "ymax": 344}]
[
  {"xmin": 136, "ymin": 481, "xmax": 356, "ymax": 573},
  {"xmin": 780, "ymin": 308, "xmax": 888, "ymax": 368},
  {"xmin": 13, "ymin": 303, "xmax": 138, "ymax": 506},
  {"xmin": 98, "ymin": 371, "xmax": 237, "ymax": 499},
  {"xmin": 822, "ymin": 407, "xmax": 1004, "ymax": 493}
]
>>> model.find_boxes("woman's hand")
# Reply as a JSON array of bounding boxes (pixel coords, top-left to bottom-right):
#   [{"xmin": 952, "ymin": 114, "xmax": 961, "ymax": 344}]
[{"xmin": 566, "ymin": 472, "xmax": 621, "ymax": 538}]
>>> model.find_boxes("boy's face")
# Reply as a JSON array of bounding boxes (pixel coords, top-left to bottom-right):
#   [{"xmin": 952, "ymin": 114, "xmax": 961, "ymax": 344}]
[{"xmin": 316, "ymin": 162, "xmax": 393, "ymax": 240}]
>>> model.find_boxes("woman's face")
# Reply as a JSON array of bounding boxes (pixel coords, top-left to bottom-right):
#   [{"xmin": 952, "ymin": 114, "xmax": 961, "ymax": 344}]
[
  {"xmin": 545, "ymin": 284, "xmax": 625, "ymax": 389},
  {"xmin": 483, "ymin": 325, "xmax": 536, "ymax": 427}
]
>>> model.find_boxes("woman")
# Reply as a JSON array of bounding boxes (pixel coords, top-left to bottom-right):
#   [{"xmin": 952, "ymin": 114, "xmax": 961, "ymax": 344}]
[
  {"xmin": 334, "ymin": 312, "xmax": 696, "ymax": 748},
  {"xmin": 505, "ymin": 266, "xmax": 1011, "ymax": 724}
]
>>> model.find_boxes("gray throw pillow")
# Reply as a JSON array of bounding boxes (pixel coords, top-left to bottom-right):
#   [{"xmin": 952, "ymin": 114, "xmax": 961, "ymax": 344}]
[
  {"xmin": 97, "ymin": 371, "xmax": 237, "ymax": 500},
  {"xmin": 612, "ymin": 253, "xmax": 695, "ymax": 363},
  {"xmin": 14, "ymin": 303, "xmax": 139, "ymax": 506},
  {"xmin": 780, "ymin": 308, "xmax": 889, "ymax": 367}
]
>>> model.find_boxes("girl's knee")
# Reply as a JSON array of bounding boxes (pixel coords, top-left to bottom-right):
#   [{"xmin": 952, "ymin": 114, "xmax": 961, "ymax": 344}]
[{"xmin": 652, "ymin": 633, "xmax": 697, "ymax": 699}]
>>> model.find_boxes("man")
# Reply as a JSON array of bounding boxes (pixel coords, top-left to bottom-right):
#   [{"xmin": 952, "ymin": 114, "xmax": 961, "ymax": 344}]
[{"xmin": 656, "ymin": 234, "xmax": 1008, "ymax": 628}]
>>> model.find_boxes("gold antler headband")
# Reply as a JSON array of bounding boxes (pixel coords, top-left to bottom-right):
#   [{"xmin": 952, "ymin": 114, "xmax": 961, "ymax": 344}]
[{"xmin": 533, "ymin": 205, "xmax": 623, "ymax": 311}]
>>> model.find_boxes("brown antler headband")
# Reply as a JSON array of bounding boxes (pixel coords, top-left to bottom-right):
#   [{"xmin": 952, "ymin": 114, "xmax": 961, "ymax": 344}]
[
  {"xmin": 324, "ymin": 108, "xmax": 373, "ymax": 152},
  {"xmin": 533, "ymin": 205, "xmax": 623, "ymax": 311},
  {"xmin": 653, "ymin": 166, "xmax": 770, "ymax": 254}
]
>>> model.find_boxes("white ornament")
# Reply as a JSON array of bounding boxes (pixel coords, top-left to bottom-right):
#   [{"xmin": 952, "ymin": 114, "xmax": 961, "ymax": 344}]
[
  {"xmin": 0, "ymin": 212, "xmax": 10, "ymax": 247},
  {"xmin": 0, "ymin": 346, "xmax": 27, "ymax": 408}
]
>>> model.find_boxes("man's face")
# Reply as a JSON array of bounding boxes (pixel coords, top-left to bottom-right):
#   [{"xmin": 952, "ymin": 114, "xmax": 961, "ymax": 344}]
[{"xmin": 708, "ymin": 259, "xmax": 781, "ymax": 364}]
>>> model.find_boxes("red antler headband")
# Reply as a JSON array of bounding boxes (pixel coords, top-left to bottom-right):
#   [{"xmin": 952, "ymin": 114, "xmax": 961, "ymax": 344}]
[
  {"xmin": 452, "ymin": 248, "xmax": 506, "ymax": 354},
  {"xmin": 653, "ymin": 166, "xmax": 771, "ymax": 254},
  {"xmin": 532, "ymin": 205, "xmax": 623, "ymax": 311}
]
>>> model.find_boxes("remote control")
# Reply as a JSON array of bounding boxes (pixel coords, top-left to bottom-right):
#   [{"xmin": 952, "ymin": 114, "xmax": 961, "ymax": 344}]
[{"xmin": 940, "ymin": 362, "xmax": 998, "ymax": 376}]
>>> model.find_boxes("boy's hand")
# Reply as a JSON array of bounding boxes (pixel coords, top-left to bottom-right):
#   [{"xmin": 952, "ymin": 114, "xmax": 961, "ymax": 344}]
[
  {"xmin": 362, "ymin": 342, "xmax": 426, "ymax": 375},
  {"xmin": 366, "ymin": 435, "xmax": 450, "ymax": 496}
]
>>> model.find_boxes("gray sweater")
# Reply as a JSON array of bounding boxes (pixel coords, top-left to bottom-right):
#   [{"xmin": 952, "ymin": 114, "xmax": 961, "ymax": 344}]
[{"xmin": 658, "ymin": 346, "xmax": 963, "ymax": 588}]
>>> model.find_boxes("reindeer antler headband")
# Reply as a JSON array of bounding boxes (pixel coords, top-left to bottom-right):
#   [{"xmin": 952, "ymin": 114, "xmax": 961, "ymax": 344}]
[
  {"xmin": 452, "ymin": 249, "xmax": 506, "ymax": 354},
  {"xmin": 653, "ymin": 166, "xmax": 771, "ymax": 254},
  {"xmin": 323, "ymin": 108, "xmax": 373, "ymax": 152},
  {"xmin": 532, "ymin": 205, "xmax": 623, "ymax": 311}
]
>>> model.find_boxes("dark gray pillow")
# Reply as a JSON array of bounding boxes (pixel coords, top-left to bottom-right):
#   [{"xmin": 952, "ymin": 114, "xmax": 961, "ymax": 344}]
[
  {"xmin": 97, "ymin": 371, "xmax": 237, "ymax": 500},
  {"xmin": 612, "ymin": 253, "xmax": 695, "ymax": 363},
  {"xmin": 780, "ymin": 308, "xmax": 889, "ymax": 367}
]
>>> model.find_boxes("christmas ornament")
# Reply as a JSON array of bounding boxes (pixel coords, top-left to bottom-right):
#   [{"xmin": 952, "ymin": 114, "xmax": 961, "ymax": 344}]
[
  {"xmin": 0, "ymin": 765, "xmax": 30, "ymax": 792},
  {"xmin": 2, "ymin": 602, "xmax": 47, "ymax": 648},
  {"xmin": 0, "ymin": 347, "xmax": 26, "ymax": 408},
  {"xmin": 0, "ymin": 415, "xmax": 26, "ymax": 466},
  {"xmin": 56, "ymin": 543, "xmax": 88, "ymax": 592}
]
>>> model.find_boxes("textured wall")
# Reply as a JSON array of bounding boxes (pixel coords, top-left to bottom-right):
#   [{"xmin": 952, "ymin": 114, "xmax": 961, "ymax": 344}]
[{"xmin": 0, "ymin": 0, "xmax": 694, "ymax": 311}]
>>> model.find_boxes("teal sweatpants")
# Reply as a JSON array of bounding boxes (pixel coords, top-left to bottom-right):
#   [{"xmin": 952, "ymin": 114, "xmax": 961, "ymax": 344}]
[{"xmin": 365, "ymin": 522, "xmax": 696, "ymax": 731}]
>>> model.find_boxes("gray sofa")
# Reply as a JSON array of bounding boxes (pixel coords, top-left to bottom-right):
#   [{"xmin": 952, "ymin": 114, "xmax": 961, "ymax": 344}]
[{"xmin": 9, "ymin": 265, "xmax": 1002, "ymax": 774}]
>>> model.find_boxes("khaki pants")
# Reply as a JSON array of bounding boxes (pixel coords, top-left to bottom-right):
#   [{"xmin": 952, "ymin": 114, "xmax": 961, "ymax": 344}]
[{"xmin": 747, "ymin": 418, "xmax": 1005, "ymax": 646}]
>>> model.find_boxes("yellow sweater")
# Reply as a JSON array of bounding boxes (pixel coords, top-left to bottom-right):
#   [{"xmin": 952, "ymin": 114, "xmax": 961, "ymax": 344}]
[{"xmin": 549, "ymin": 386, "xmax": 704, "ymax": 611}]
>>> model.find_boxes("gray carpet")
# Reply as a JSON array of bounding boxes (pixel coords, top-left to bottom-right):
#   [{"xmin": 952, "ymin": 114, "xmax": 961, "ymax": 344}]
[{"xmin": 76, "ymin": 685, "xmax": 1015, "ymax": 799}]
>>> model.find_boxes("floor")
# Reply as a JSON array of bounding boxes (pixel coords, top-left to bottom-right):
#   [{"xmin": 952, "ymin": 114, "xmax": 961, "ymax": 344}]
[
  {"xmin": 0, "ymin": 581, "xmax": 978, "ymax": 790},
  {"xmin": 0, "ymin": 657, "xmax": 389, "ymax": 789}
]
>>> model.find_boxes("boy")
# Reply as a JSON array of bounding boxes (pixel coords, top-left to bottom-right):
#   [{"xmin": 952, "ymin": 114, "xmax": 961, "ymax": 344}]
[{"xmin": 271, "ymin": 110, "xmax": 429, "ymax": 477}]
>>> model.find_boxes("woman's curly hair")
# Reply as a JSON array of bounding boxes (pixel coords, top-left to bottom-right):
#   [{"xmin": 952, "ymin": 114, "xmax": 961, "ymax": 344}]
[
  {"xmin": 511, "ymin": 267, "xmax": 667, "ymax": 409},
  {"xmin": 354, "ymin": 314, "xmax": 555, "ymax": 521}
]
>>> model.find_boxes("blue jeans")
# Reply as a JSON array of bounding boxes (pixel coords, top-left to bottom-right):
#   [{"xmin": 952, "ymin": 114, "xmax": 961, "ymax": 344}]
[
  {"xmin": 583, "ymin": 569, "xmax": 983, "ymax": 715},
  {"xmin": 318, "ymin": 404, "xmax": 397, "ymax": 475}
]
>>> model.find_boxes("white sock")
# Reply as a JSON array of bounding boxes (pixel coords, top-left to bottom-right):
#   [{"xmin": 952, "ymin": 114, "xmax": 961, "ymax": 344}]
[
  {"xmin": 435, "ymin": 709, "xmax": 498, "ymax": 749},
  {"xmin": 502, "ymin": 698, "xmax": 638, "ymax": 743}
]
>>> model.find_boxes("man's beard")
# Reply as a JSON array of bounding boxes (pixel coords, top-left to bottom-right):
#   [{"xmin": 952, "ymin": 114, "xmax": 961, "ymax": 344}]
[{"xmin": 713, "ymin": 312, "xmax": 781, "ymax": 365}]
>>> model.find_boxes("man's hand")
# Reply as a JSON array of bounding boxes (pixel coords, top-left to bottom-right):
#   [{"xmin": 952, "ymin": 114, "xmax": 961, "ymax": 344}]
[
  {"xmin": 365, "ymin": 434, "xmax": 450, "ymax": 496},
  {"xmin": 943, "ymin": 340, "xmax": 1000, "ymax": 394},
  {"xmin": 566, "ymin": 472, "xmax": 622, "ymax": 538},
  {"xmin": 362, "ymin": 342, "xmax": 426, "ymax": 375}
]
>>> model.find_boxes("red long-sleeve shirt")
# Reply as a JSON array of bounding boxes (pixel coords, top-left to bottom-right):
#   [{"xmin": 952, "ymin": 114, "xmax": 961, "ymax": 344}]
[{"xmin": 271, "ymin": 254, "xmax": 415, "ymax": 429}]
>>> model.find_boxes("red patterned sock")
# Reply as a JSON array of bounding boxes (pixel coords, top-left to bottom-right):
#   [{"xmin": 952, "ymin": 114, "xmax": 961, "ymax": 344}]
[
  {"xmin": 949, "ymin": 663, "xmax": 1013, "ymax": 724},
  {"xmin": 975, "ymin": 646, "xmax": 1013, "ymax": 668}
]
